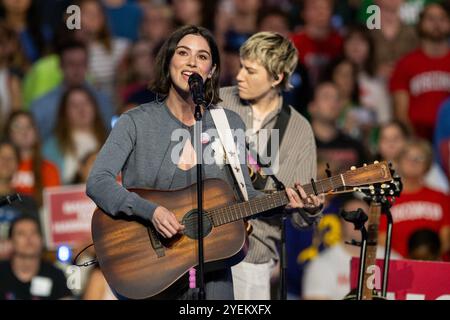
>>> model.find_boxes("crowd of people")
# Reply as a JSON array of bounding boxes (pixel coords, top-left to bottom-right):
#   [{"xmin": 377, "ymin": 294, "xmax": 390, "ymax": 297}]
[{"xmin": 0, "ymin": 0, "xmax": 449, "ymax": 300}]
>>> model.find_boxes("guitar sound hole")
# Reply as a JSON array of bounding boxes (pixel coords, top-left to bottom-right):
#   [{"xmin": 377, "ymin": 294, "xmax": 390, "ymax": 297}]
[{"xmin": 182, "ymin": 210, "xmax": 213, "ymax": 240}]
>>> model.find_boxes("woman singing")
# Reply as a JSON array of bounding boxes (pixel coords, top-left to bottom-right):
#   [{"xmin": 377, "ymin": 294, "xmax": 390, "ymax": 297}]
[{"xmin": 86, "ymin": 25, "xmax": 319, "ymax": 300}]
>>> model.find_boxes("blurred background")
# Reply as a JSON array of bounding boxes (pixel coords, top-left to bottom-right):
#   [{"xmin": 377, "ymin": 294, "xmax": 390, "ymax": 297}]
[{"xmin": 0, "ymin": 0, "xmax": 449, "ymax": 300}]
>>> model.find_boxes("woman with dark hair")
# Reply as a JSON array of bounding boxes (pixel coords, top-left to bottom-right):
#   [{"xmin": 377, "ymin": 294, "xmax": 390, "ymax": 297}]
[
  {"xmin": 0, "ymin": 0, "xmax": 50, "ymax": 73},
  {"xmin": 5, "ymin": 111, "xmax": 60, "ymax": 206},
  {"xmin": 86, "ymin": 25, "xmax": 314, "ymax": 300},
  {"xmin": 321, "ymin": 56, "xmax": 377, "ymax": 148},
  {"xmin": 43, "ymin": 86, "xmax": 107, "ymax": 185},
  {"xmin": 0, "ymin": 22, "xmax": 22, "ymax": 131},
  {"xmin": 343, "ymin": 25, "xmax": 391, "ymax": 126},
  {"xmin": 76, "ymin": 0, "xmax": 129, "ymax": 100}
]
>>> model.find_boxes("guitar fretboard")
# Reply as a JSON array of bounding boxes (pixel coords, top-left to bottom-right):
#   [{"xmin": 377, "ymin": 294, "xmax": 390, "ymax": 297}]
[{"xmin": 209, "ymin": 175, "xmax": 346, "ymax": 226}]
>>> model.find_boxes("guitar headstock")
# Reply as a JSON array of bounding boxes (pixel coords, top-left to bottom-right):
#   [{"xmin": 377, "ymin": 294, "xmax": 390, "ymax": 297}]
[
  {"xmin": 352, "ymin": 162, "xmax": 403, "ymax": 201},
  {"xmin": 342, "ymin": 161, "xmax": 392, "ymax": 188}
]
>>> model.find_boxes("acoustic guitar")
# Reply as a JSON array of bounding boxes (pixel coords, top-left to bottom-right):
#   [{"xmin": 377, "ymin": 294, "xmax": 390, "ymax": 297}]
[{"xmin": 91, "ymin": 161, "xmax": 393, "ymax": 299}]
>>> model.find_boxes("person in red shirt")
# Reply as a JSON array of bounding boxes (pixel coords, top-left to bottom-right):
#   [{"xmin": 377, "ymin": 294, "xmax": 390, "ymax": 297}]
[
  {"xmin": 390, "ymin": 3, "xmax": 450, "ymax": 140},
  {"xmin": 290, "ymin": 0, "xmax": 343, "ymax": 86},
  {"xmin": 379, "ymin": 138, "xmax": 450, "ymax": 259},
  {"xmin": 5, "ymin": 111, "xmax": 60, "ymax": 206}
]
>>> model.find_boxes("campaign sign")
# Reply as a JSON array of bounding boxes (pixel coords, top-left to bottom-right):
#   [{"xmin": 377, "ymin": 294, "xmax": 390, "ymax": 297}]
[
  {"xmin": 350, "ymin": 257, "xmax": 450, "ymax": 300},
  {"xmin": 43, "ymin": 184, "xmax": 95, "ymax": 248}
]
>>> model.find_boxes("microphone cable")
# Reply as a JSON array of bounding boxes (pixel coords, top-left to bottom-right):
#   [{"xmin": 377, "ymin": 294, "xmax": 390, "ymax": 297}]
[{"xmin": 73, "ymin": 243, "xmax": 98, "ymax": 267}]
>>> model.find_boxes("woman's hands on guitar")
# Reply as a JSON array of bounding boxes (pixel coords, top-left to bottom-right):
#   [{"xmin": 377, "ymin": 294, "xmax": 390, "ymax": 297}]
[
  {"xmin": 152, "ymin": 206, "xmax": 185, "ymax": 238},
  {"xmin": 285, "ymin": 183, "xmax": 325, "ymax": 213}
]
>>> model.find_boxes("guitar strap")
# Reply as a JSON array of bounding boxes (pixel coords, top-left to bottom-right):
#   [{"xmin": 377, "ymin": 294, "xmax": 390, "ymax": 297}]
[
  {"xmin": 250, "ymin": 99, "xmax": 291, "ymax": 190},
  {"xmin": 210, "ymin": 107, "xmax": 249, "ymax": 201}
]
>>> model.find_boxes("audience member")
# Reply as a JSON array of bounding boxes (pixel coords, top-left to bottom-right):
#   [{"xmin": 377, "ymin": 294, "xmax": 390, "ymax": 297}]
[
  {"xmin": 102, "ymin": 0, "xmax": 143, "ymax": 42},
  {"xmin": 379, "ymin": 138, "xmax": 450, "ymax": 259},
  {"xmin": 343, "ymin": 25, "xmax": 391, "ymax": 126},
  {"xmin": 0, "ymin": 0, "xmax": 50, "ymax": 72},
  {"xmin": 0, "ymin": 22, "xmax": 22, "ymax": 131},
  {"xmin": 407, "ymin": 228, "xmax": 442, "ymax": 261},
  {"xmin": 0, "ymin": 216, "xmax": 72, "ymax": 300},
  {"xmin": 308, "ymin": 81, "xmax": 369, "ymax": 177},
  {"xmin": 370, "ymin": 0, "xmax": 419, "ymax": 80},
  {"xmin": 76, "ymin": 0, "xmax": 130, "ymax": 102},
  {"xmin": 0, "ymin": 140, "xmax": 39, "ymax": 260},
  {"xmin": 5, "ymin": 111, "xmax": 60, "ymax": 206},
  {"xmin": 42, "ymin": 86, "xmax": 107, "ymax": 184},
  {"xmin": 434, "ymin": 97, "xmax": 450, "ymax": 184},
  {"xmin": 390, "ymin": 3, "xmax": 450, "ymax": 140},
  {"xmin": 377, "ymin": 120, "xmax": 449, "ymax": 193},
  {"xmin": 290, "ymin": 0, "xmax": 343, "ymax": 87},
  {"xmin": 30, "ymin": 39, "xmax": 113, "ymax": 142}
]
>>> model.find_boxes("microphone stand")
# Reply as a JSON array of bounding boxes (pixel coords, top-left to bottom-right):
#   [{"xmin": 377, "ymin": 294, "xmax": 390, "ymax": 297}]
[
  {"xmin": 193, "ymin": 101, "xmax": 206, "ymax": 300},
  {"xmin": 381, "ymin": 200, "xmax": 393, "ymax": 298},
  {"xmin": 340, "ymin": 208, "xmax": 369, "ymax": 300},
  {"xmin": 0, "ymin": 194, "xmax": 22, "ymax": 207}
]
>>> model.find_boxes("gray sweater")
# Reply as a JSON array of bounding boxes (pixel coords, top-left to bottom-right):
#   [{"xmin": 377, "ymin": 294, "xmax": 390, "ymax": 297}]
[
  {"xmin": 220, "ymin": 86, "xmax": 320, "ymax": 264},
  {"xmin": 86, "ymin": 101, "xmax": 261, "ymax": 222}
]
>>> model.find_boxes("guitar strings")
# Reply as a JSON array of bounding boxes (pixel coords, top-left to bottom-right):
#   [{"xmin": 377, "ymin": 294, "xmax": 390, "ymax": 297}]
[
  {"xmin": 175, "ymin": 165, "xmax": 390, "ymax": 231},
  {"xmin": 175, "ymin": 175, "xmax": 345, "ymax": 230}
]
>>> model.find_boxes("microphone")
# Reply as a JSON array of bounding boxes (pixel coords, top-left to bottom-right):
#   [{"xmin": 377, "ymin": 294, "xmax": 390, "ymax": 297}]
[
  {"xmin": 188, "ymin": 72, "xmax": 206, "ymax": 105},
  {"xmin": 0, "ymin": 194, "xmax": 22, "ymax": 207}
]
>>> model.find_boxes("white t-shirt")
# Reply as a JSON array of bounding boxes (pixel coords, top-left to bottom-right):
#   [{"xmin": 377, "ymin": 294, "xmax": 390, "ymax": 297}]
[
  {"xmin": 62, "ymin": 131, "xmax": 99, "ymax": 184},
  {"xmin": 302, "ymin": 244, "xmax": 400, "ymax": 300},
  {"xmin": 425, "ymin": 163, "xmax": 449, "ymax": 194},
  {"xmin": 358, "ymin": 72, "xmax": 392, "ymax": 125}
]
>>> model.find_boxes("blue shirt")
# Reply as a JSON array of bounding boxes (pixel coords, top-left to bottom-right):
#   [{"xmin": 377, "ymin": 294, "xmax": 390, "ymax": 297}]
[
  {"xmin": 105, "ymin": 3, "xmax": 143, "ymax": 42},
  {"xmin": 434, "ymin": 97, "xmax": 450, "ymax": 176}
]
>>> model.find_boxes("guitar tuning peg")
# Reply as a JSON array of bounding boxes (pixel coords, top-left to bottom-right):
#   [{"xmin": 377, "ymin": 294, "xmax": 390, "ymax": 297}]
[
  {"xmin": 374, "ymin": 160, "xmax": 379, "ymax": 164},
  {"xmin": 380, "ymin": 190, "xmax": 385, "ymax": 195},
  {"xmin": 350, "ymin": 166, "xmax": 356, "ymax": 171},
  {"xmin": 369, "ymin": 185, "xmax": 374, "ymax": 190}
]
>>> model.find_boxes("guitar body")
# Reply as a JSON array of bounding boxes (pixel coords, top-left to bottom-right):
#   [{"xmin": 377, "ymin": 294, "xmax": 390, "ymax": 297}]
[
  {"xmin": 91, "ymin": 162, "xmax": 393, "ymax": 300},
  {"xmin": 91, "ymin": 179, "xmax": 248, "ymax": 299}
]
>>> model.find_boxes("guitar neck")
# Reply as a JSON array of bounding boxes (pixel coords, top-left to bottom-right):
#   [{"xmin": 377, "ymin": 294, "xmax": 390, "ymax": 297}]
[
  {"xmin": 210, "ymin": 175, "xmax": 346, "ymax": 226},
  {"xmin": 362, "ymin": 202, "xmax": 382, "ymax": 300}
]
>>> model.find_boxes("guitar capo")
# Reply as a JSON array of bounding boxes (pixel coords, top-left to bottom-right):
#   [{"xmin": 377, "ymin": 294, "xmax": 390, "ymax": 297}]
[{"xmin": 311, "ymin": 178, "xmax": 318, "ymax": 196}]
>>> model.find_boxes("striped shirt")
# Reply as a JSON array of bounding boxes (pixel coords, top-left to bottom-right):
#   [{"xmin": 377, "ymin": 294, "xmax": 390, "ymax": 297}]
[
  {"xmin": 220, "ymin": 86, "xmax": 320, "ymax": 264},
  {"xmin": 88, "ymin": 38, "xmax": 130, "ymax": 100}
]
